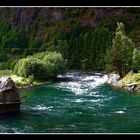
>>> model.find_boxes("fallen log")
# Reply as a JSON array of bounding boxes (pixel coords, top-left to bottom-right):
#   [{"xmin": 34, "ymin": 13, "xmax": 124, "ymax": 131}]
[{"xmin": 124, "ymin": 82, "xmax": 140, "ymax": 91}]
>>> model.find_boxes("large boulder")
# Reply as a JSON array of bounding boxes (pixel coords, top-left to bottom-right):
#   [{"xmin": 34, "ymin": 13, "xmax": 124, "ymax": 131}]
[{"xmin": 0, "ymin": 76, "xmax": 20, "ymax": 114}]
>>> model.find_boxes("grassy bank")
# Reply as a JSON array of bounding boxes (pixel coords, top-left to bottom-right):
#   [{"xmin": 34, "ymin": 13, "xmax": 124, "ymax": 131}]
[
  {"xmin": 0, "ymin": 70, "xmax": 52, "ymax": 89},
  {"xmin": 118, "ymin": 71, "xmax": 140, "ymax": 92},
  {"xmin": 0, "ymin": 70, "xmax": 12, "ymax": 76}
]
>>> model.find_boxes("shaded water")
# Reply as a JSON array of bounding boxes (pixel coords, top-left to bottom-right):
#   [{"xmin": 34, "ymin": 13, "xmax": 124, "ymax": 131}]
[{"xmin": 0, "ymin": 71, "xmax": 140, "ymax": 133}]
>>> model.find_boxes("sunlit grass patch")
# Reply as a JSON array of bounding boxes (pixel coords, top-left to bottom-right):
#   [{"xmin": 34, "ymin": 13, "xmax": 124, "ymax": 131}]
[
  {"xmin": 0, "ymin": 70, "xmax": 12, "ymax": 76},
  {"xmin": 118, "ymin": 71, "xmax": 140, "ymax": 91},
  {"xmin": 119, "ymin": 71, "xmax": 140, "ymax": 84}
]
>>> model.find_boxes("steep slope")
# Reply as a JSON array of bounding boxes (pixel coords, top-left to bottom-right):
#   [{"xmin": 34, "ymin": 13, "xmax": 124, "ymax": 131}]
[{"xmin": 0, "ymin": 8, "xmax": 139, "ymax": 42}]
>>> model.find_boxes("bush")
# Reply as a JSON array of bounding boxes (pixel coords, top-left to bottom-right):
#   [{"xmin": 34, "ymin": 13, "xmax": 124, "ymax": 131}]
[
  {"xmin": 13, "ymin": 58, "xmax": 45, "ymax": 79},
  {"xmin": 9, "ymin": 60, "xmax": 18, "ymax": 70},
  {"xmin": 13, "ymin": 51, "xmax": 66, "ymax": 80}
]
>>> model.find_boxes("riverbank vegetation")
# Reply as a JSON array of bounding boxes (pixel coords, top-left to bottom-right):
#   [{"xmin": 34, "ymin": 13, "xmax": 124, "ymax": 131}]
[
  {"xmin": 13, "ymin": 51, "xmax": 66, "ymax": 81},
  {"xmin": 0, "ymin": 70, "xmax": 50, "ymax": 88},
  {"xmin": 118, "ymin": 71, "xmax": 140, "ymax": 91},
  {"xmin": 105, "ymin": 22, "xmax": 134, "ymax": 77},
  {"xmin": 0, "ymin": 8, "xmax": 139, "ymax": 91},
  {"xmin": 106, "ymin": 22, "xmax": 140, "ymax": 92}
]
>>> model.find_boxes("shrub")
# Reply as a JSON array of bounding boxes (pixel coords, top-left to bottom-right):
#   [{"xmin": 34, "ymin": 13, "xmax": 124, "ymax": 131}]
[
  {"xmin": 9, "ymin": 60, "xmax": 18, "ymax": 70},
  {"xmin": 13, "ymin": 58, "xmax": 45, "ymax": 79},
  {"xmin": 13, "ymin": 51, "xmax": 66, "ymax": 80}
]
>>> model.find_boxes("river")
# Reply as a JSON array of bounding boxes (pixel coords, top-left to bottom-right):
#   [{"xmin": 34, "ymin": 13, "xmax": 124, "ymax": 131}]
[{"xmin": 0, "ymin": 71, "xmax": 140, "ymax": 133}]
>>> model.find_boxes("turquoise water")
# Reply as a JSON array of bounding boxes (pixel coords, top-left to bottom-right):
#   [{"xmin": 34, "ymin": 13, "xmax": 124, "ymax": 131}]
[{"xmin": 0, "ymin": 72, "xmax": 140, "ymax": 133}]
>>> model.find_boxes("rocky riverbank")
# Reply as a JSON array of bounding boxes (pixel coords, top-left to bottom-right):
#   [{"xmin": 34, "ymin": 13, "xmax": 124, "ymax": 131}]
[{"xmin": 106, "ymin": 72, "xmax": 140, "ymax": 93}]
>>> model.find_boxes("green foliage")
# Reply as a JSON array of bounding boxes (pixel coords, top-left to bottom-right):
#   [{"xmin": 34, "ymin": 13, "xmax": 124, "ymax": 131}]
[
  {"xmin": 9, "ymin": 60, "xmax": 18, "ymax": 70},
  {"xmin": 0, "ymin": 21, "xmax": 28, "ymax": 63},
  {"xmin": 29, "ymin": 37, "xmax": 41, "ymax": 51},
  {"xmin": 43, "ymin": 29, "xmax": 64, "ymax": 47},
  {"xmin": 28, "ymin": 75, "xmax": 34, "ymax": 83},
  {"xmin": 0, "ymin": 50, "xmax": 7, "ymax": 61},
  {"xmin": 100, "ymin": 17, "xmax": 118, "ymax": 31},
  {"xmin": 1, "ymin": 28, "xmax": 28, "ymax": 51},
  {"xmin": 106, "ymin": 22, "xmax": 134, "ymax": 77},
  {"xmin": 0, "ymin": 8, "xmax": 139, "ymax": 75},
  {"xmin": 42, "ymin": 29, "xmax": 69, "ymax": 59},
  {"xmin": 22, "ymin": 36, "xmax": 42, "ymax": 56},
  {"xmin": 67, "ymin": 25, "xmax": 114, "ymax": 71},
  {"xmin": 118, "ymin": 71, "xmax": 140, "ymax": 91},
  {"xmin": 0, "ymin": 61, "xmax": 11, "ymax": 70},
  {"xmin": 0, "ymin": 59, "xmax": 18, "ymax": 70},
  {"xmin": 14, "ymin": 51, "xmax": 66, "ymax": 80},
  {"xmin": 132, "ymin": 48, "xmax": 140, "ymax": 72},
  {"xmin": 14, "ymin": 58, "xmax": 45, "ymax": 80},
  {"xmin": 47, "ymin": 40, "xmax": 69, "ymax": 58}
]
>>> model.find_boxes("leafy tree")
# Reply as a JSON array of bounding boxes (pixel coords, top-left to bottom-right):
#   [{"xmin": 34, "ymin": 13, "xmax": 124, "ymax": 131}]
[{"xmin": 106, "ymin": 22, "xmax": 134, "ymax": 77}]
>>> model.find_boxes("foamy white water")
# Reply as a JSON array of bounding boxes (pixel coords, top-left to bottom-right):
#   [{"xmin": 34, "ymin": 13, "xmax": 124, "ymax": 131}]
[
  {"xmin": 54, "ymin": 71, "xmax": 108, "ymax": 95},
  {"xmin": 115, "ymin": 111, "xmax": 125, "ymax": 114},
  {"xmin": 32, "ymin": 105, "xmax": 53, "ymax": 111}
]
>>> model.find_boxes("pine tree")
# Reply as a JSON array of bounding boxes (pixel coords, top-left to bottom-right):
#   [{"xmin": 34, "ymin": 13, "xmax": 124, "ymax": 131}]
[{"xmin": 106, "ymin": 22, "xmax": 134, "ymax": 77}]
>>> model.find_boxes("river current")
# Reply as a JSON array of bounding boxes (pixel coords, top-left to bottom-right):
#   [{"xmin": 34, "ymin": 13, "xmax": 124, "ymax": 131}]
[{"xmin": 0, "ymin": 71, "xmax": 140, "ymax": 133}]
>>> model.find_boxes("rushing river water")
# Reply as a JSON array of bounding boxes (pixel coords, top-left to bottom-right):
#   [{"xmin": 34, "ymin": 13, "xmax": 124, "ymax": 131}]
[{"xmin": 0, "ymin": 71, "xmax": 140, "ymax": 133}]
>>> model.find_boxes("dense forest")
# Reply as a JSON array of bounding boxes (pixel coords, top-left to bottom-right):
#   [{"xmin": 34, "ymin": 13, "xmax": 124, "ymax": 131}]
[{"xmin": 0, "ymin": 7, "xmax": 140, "ymax": 80}]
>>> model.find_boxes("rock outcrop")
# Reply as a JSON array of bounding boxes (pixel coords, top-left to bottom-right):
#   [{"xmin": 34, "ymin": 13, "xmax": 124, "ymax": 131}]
[
  {"xmin": 0, "ymin": 76, "xmax": 20, "ymax": 114},
  {"xmin": 106, "ymin": 72, "xmax": 121, "ymax": 87}
]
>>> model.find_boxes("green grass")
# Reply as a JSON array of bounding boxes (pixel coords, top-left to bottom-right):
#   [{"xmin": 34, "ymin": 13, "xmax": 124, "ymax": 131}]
[
  {"xmin": 119, "ymin": 71, "xmax": 140, "ymax": 84},
  {"xmin": 0, "ymin": 70, "xmax": 12, "ymax": 76},
  {"xmin": 10, "ymin": 75, "xmax": 30, "ymax": 88},
  {"xmin": 0, "ymin": 70, "xmax": 52, "ymax": 89},
  {"xmin": 118, "ymin": 71, "xmax": 140, "ymax": 91},
  {"xmin": 11, "ymin": 75, "xmax": 52, "ymax": 89}
]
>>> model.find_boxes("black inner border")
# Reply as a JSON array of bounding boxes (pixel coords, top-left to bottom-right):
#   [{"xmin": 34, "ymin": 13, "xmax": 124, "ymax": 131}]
[{"xmin": 0, "ymin": 0, "xmax": 139, "ymax": 6}]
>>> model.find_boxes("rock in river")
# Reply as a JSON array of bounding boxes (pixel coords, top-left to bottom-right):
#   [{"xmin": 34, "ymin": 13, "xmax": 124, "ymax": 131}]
[{"xmin": 0, "ymin": 76, "xmax": 20, "ymax": 115}]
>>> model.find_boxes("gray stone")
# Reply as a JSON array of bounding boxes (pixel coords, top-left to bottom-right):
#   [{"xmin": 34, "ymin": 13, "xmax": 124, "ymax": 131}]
[
  {"xmin": 107, "ymin": 72, "xmax": 121, "ymax": 87},
  {"xmin": 107, "ymin": 73, "xmax": 120, "ymax": 85},
  {"xmin": 0, "ymin": 76, "xmax": 20, "ymax": 114}
]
